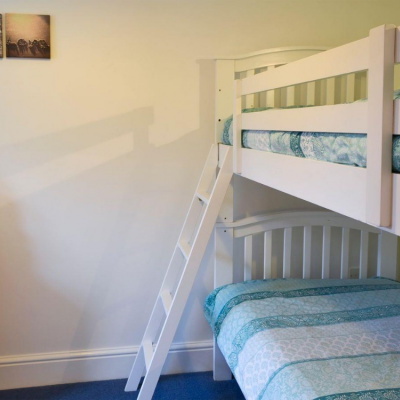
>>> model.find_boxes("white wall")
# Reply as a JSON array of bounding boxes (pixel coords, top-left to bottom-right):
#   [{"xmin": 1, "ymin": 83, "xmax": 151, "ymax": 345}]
[{"xmin": 1, "ymin": 0, "xmax": 400, "ymax": 390}]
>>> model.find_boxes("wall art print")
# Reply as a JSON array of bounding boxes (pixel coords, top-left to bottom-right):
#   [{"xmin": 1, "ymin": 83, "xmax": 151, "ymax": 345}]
[
  {"xmin": 6, "ymin": 13, "xmax": 50, "ymax": 59},
  {"xmin": 0, "ymin": 15, "xmax": 3, "ymax": 58}
]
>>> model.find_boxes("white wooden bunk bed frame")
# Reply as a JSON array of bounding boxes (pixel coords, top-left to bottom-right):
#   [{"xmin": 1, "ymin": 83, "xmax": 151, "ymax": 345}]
[
  {"xmin": 216, "ymin": 24, "xmax": 400, "ymax": 232},
  {"xmin": 126, "ymin": 24, "xmax": 400, "ymax": 400},
  {"xmin": 212, "ymin": 23, "xmax": 400, "ymax": 381}
]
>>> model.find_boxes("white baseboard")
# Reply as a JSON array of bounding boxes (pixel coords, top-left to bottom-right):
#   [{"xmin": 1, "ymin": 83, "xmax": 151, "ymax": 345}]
[{"xmin": 0, "ymin": 340, "xmax": 213, "ymax": 390}]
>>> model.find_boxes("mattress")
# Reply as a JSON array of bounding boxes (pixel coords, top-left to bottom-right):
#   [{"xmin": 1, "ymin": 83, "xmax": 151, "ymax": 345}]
[
  {"xmin": 222, "ymin": 109, "xmax": 400, "ymax": 173},
  {"xmin": 204, "ymin": 278, "xmax": 400, "ymax": 400}
]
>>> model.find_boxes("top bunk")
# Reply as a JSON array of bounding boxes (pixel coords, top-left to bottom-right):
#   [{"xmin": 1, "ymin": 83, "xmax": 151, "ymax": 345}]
[{"xmin": 215, "ymin": 24, "xmax": 400, "ymax": 236}]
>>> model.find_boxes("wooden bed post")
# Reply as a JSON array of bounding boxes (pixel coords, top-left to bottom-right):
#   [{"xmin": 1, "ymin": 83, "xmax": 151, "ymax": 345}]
[
  {"xmin": 366, "ymin": 24, "xmax": 396, "ymax": 227},
  {"xmin": 213, "ymin": 226, "xmax": 234, "ymax": 380},
  {"xmin": 233, "ymin": 79, "xmax": 243, "ymax": 174}
]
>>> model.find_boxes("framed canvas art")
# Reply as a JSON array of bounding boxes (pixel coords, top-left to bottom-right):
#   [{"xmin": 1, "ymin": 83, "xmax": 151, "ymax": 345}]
[{"xmin": 6, "ymin": 13, "xmax": 50, "ymax": 59}]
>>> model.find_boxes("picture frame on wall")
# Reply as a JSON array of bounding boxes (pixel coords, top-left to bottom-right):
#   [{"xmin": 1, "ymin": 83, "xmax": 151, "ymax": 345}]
[
  {"xmin": 0, "ymin": 15, "xmax": 3, "ymax": 58},
  {"xmin": 6, "ymin": 13, "xmax": 50, "ymax": 59}
]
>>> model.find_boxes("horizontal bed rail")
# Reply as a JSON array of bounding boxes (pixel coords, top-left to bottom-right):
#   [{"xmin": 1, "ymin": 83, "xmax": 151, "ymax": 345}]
[
  {"xmin": 241, "ymin": 38, "xmax": 369, "ymax": 96},
  {"xmin": 233, "ymin": 24, "xmax": 397, "ymax": 229}
]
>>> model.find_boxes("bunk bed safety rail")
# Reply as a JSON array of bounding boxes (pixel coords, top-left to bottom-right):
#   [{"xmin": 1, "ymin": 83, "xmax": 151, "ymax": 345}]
[{"xmin": 233, "ymin": 24, "xmax": 397, "ymax": 228}]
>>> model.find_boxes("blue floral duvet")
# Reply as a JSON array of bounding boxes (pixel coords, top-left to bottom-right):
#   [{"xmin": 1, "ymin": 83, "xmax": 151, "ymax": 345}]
[{"xmin": 204, "ymin": 278, "xmax": 400, "ymax": 399}]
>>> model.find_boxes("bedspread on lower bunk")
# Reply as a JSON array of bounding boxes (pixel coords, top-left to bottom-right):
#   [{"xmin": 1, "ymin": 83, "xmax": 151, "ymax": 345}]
[
  {"xmin": 204, "ymin": 278, "xmax": 400, "ymax": 400},
  {"xmin": 222, "ymin": 115, "xmax": 400, "ymax": 173}
]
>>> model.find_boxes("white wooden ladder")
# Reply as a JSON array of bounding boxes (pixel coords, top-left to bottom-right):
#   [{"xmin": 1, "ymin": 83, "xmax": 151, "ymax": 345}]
[{"xmin": 125, "ymin": 144, "xmax": 233, "ymax": 399}]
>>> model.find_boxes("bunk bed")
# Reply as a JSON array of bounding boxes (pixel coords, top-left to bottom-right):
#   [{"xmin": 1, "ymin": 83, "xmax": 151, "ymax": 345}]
[
  {"xmin": 215, "ymin": 24, "xmax": 400, "ymax": 233},
  {"xmin": 207, "ymin": 24, "xmax": 400, "ymax": 400}
]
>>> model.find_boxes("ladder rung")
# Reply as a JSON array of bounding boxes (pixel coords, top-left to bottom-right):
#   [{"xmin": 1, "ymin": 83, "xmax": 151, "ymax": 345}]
[
  {"xmin": 142, "ymin": 340, "xmax": 153, "ymax": 370},
  {"xmin": 160, "ymin": 290, "xmax": 172, "ymax": 314},
  {"xmin": 178, "ymin": 240, "xmax": 191, "ymax": 259},
  {"xmin": 196, "ymin": 190, "xmax": 210, "ymax": 204}
]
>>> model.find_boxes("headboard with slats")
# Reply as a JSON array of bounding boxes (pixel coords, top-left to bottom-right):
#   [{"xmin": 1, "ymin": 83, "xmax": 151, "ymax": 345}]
[{"xmin": 215, "ymin": 211, "xmax": 397, "ymax": 284}]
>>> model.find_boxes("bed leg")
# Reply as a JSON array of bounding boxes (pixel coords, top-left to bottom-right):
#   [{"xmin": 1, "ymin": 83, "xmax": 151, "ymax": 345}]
[{"xmin": 213, "ymin": 337, "xmax": 232, "ymax": 380}]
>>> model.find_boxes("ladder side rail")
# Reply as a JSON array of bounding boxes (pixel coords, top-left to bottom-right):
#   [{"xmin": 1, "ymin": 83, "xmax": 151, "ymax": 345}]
[{"xmin": 127, "ymin": 148, "xmax": 233, "ymax": 399}]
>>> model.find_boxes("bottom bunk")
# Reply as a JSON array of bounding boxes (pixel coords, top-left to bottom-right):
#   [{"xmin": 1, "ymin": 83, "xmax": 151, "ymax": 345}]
[
  {"xmin": 206, "ymin": 278, "xmax": 400, "ymax": 400},
  {"xmin": 208, "ymin": 211, "xmax": 399, "ymax": 400}
]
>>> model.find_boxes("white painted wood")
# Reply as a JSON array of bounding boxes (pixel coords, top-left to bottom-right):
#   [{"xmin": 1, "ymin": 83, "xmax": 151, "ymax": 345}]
[
  {"xmin": 233, "ymin": 80, "xmax": 242, "ymax": 174},
  {"xmin": 359, "ymin": 231, "xmax": 369, "ymax": 279},
  {"xmin": 215, "ymin": 210, "xmax": 393, "ymax": 282},
  {"xmin": 283, "ymin": 228, "xmax": 292, "ymax": 278},
  {"xmin": 322, "ymin": 226, "xmax": 331, "ymax": 279},
  {"xmin": 306, "ymin": 81, "xmax": 316, "ymax": 106},
  {"xmin": 244, "ymin": 236, "xmax": 253, "ymax": 280},
  {"xmin": 142, "ymin": 340, "xmax": 153, "ymax": 370},
  {"xmin": 366, "ymin": 24, "xmax": 395, "ymax": 227},
  {"xmin": 340, "ymin": 228, "xmax": 350, "ymax": 279},
  {"xmin": 241, "ymin": 102, "xmax": 368, "ymax": 134},
  {"xmin": 0, "ymin": 341, "xmax": 214, "ymax": 391},
  {"xmin": 326, "ymin": 77, "xmax": 336, "ymax": 105},
  {"xmin": 160, "ymin": 290, "xmax": 172, "ymax": 314},
  {"xmin": 196, "ymin": 190, "xmax": 210, "ymax": 204},
  {"xmin": 241, "ymin": 38, "xmax": 368, "ymax": 95},
  {"xmin": 286, "ymin": 86, "xmax": 296, "ymax": 107},
  {"xmin": 213, "ymin": 227, "xmax": 233, "ymax": 380},
  {"xmin": 225, "ymin": 46, "xmax": 329, "ymax": 73},
  {"xmin": 126, "ymin": 145, "xmax": 233, "ymax": 398},
  {"xmin": 244, "ymin": 69, "xmax": 256, "ymax": 109},
  {"xmin": 240, "ymin": 148, "xmax": 366, "ymax": 223},
  {"xmin": 178, "ymin": 239, "xmax": 191, "ymax": 259},
  {"xmin": 346, "ymin": 74, "xmax": 356, "ymax": 103},
  {"xmin": 266, "ymin": 66, "xmax": 276, "ymax": 107},
  {"xmin": 378, "ymin": 231, "xmax": 398, "ymax": 279},
  {"xmin": 303, "ymin": 226, "xmax": 312, "ymax": 279},
  {"xmin": 385, "ymin": 174, "xmax": 400, "ymax": 236},
  {"xmin": 263, "ymin": 231, "xmax": 273, "ymax": 279},
  {"xmin": 215, "ymin": 60, "xmax": 234, "ymax": 143}
]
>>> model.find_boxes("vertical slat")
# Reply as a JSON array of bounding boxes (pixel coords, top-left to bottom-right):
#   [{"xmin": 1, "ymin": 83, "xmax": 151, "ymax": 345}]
[
  {"xmin": 244, "ymin": 236, "xmax": 253, "ymax": 281},
  {"xmin": 303, "ymin": 226, "xmax": 312, "ymax": 279},
  {"xmin": 366, "ymin": 24, "xmax": 395, "ymax": 227},
  {"xmin": 306, "ymin": 81, "xmax": 316, "ymax": 106},
  {"xmin": 359, "ymin": 230, "xmax": 369, "ymax": 279},
  {"xmin": 263, "ymin": 231, "xmax": 273, "ymax": 279},
  {"xmin": 346, "ymin": 73, "xmax": 356, "ymax": 103},
  {"xmin": 286, "ymin": 86, "xmax": 296, "ymax": 107},
  {"xmin": 233, "ymin": 80, "xmax": 242, "ymax": 174},
  {"xmin": 341, "ymin": 227, "xmax": 350, "ymax": 279},
  {"xmin": 299, "ymin": 83, "xmax": 308, "ymax": 106},
  {"xmin": 244, "ymin": 70, "xmax": 256, "ymax": 108},
  {"xmin": 326, "ymin": 77, "xmax": 336, "ymax": 105},
  {"xmin": 322, "ymin": 226, "xmax": 331, "ymax": 278},
  {"xmin": 338, "ymin": 75, "xmax": 347, "ymax": 104},
  {"xmin": 283, "ymin": 228, "xmax": 292, "ymax": 278},
  {"xmin": 266, "ymin": 65, "xmax": 280, "ymax": 107}
]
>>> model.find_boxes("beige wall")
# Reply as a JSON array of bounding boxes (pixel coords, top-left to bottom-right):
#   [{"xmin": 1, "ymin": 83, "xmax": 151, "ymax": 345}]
[{"xmin": 1, "ymin": 0, "xmax": 400, "ymax": 389}]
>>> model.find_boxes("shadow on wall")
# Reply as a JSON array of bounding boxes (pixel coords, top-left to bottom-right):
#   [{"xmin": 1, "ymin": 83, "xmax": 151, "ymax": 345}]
[{"xmin": 0, "ymin": 59, "xmax": 216, "ymax": 377}]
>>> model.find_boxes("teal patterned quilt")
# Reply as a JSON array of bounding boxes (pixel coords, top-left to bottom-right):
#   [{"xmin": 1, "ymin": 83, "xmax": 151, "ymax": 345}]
[
  {"xmin": 204, "ymin": 278, "xmax": 400, "ymax": 400},
  {"xmin": 222, "ymin": 111, "xmax": 400, "ymax": 173}
]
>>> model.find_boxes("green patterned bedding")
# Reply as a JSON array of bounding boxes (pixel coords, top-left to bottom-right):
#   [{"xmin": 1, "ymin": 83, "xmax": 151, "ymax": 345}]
[
  {"xmin": 222, "ymin": 110, "xmax": 400, "ymax": 173},
  {"xmin": 204, "ymin": 278, "xmax": 400, "ymax": 400}
]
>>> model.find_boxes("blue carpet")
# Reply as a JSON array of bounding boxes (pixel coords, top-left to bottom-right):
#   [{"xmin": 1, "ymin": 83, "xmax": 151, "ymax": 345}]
[{"xmin": 0, "ymin": 372, "xmax": 245, "ymax": 400}]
